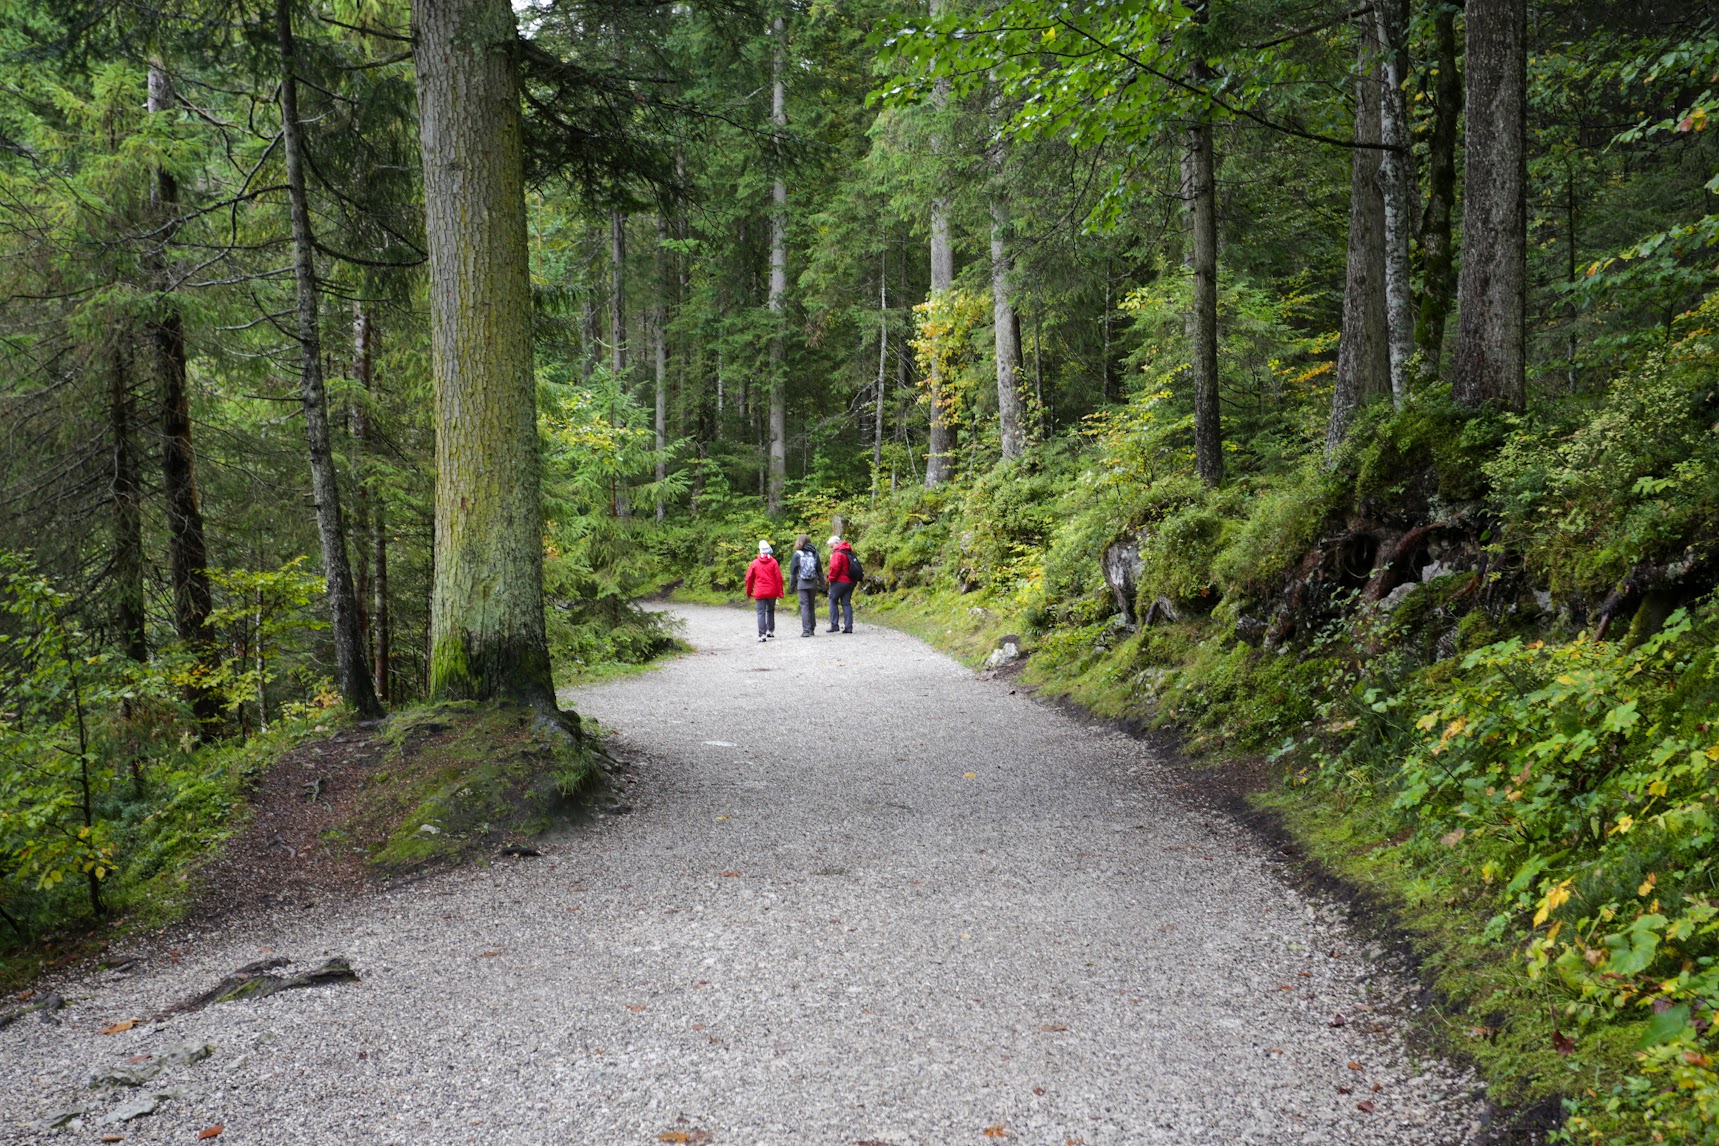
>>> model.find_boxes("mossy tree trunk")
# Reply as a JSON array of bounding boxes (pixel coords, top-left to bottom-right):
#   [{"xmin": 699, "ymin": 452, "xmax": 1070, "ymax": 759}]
[
  {"xmin": 414, "ymin": 0, "xmax": 557, "ymax": 709},
  {"xmin": 1326, "ymin": 16, "xmax": 1389, "ymax": 457},
  {"xmin": 1413, "ymin": 2, "xmax": 1461, "ymax": 380}
]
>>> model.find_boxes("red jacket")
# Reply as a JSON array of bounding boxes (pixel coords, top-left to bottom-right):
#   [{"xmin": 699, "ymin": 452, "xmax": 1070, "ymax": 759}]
[
  {"xmin": 827, "ymin": 542, "xmax": 856, "ymax": 584},
  {"xmin": 745, "ymin": 555, "xmax": 784, "ymax": 599}
]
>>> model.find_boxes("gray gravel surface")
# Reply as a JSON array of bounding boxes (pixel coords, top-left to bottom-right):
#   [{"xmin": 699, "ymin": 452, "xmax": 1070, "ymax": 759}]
[{"xmin": 2, "ymin": 603, "xmax": 1492, "ymax": 1145}]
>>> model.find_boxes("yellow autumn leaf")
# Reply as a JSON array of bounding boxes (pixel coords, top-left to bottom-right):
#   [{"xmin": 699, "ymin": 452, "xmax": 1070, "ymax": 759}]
[
  {"xmin": 1533, "ymin": 879, "xmax": 1574, "ymax": 926},
  {"xmin": 1639, "ymin": 873, "xmax": 1657, "ymax": 897},
  {"xmin": 1648, "ymin": 779, "xmax": 1669, "ymax": 797},
  {"xmin": 1613, "ymin": 814, "xmax": 1636, "ymax": 835},
  {"xmin": 1415, "ymin": 713, "xmax": 1438, "ymax": 731}
]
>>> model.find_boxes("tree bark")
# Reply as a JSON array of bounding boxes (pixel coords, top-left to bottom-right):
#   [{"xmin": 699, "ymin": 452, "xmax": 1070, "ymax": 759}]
[
  {"xmin": 107, "ymin": 332, "xmax": 147, "ymax": 664},
  {"xmin": 147, "ymin": 61, "xmax": 217, "ymax": 726},
  {"xmin": 1326, "ymin": 18, "xmax": 1390, "ymax": 457},
  {"xmin": 276, "ymin": 0, "xmax": 381, "ymax": 719},
  {"xmin": 1413, "ymin": 1, "xmax": 1461, "ymax": 379},
  {"xmin": 990, "ymin": 197, "xmax": 1025, "ymax": 460},
  {"xmin": 924, "ymin": 0, "xmax": 956, "ymax": 488},
  {"xmin": 414, "ymin": 0, "xmax": 559, "ymax": 709},
  {"xmin": 654, "ymin": 212, "xmax": 669, "ymax": 521},
  {"xmin": 767, "ymin": 12, "xmax": 788, "ymax": 512},
  {"xmin": 1184, "ymin": 95, "xmax": 1222, "ymax": 487},
  {"xmin": 609, "ymin": 209, "xmax": 626, "ymax": 377},
  {"xmin": 1374, "ymin": 0, "xmax": 1415, "ymax": 405},
  {"xmin": 1452, "ymin": 0, "xmax": 1527, "ymax": 410},
  {"xmin": 874, "ymin": 249, "xmax": 887, "ymax": 501},
  {"xmin": 352, "ymin": 303, "xmax": 389, "ymax": 703}
]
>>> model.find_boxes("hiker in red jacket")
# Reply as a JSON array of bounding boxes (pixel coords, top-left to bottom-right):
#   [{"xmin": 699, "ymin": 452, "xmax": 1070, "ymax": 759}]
[
  {"xmin": 825, "ymin": 535, "xmax": 857, "ymax": 634},
  {"xmin": 744, "ymin": 540, "xmax": 784, "ymax": 643}
]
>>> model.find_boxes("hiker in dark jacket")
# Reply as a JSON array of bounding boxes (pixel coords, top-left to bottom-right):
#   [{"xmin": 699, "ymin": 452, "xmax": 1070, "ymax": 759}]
[
  {"xmin": 825, "ymin": 536, "xmax": 856, "ymax": 634},
  {"xmin": 788, "ymin": 533, "xmax": 823, "ymax": 637},
  {"xmin": 744, "ymin": 540, "xmax": 783, "ymax": 642}
]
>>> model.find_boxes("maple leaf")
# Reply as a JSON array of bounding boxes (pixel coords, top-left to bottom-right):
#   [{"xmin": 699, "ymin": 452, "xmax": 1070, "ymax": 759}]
[
  {"xmin": 98, "ymin": 1020, "xmax": 138, "ymax": 1035},
  {"xmin": 982, "ymin": 1127, "xmax": 1008, "ymax": 1139},
  {"xmin": 198, "ymin": 1127, "xmax": 225, "ymax": 1140}
]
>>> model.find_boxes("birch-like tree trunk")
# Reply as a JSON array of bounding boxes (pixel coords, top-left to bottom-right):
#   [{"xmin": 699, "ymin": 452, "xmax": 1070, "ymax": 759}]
[
  {"xmin": 924, "ymin": 0, "xmax": 955, "ymax": 488},
  {"xmin": 148, "ymin": 60, "xmax": 217, "ymax": 726},
  {"xmin": 1325, "ymin": 20, "xmax": 1389, "ymax": 457},
  {"xmin": 276, "ymin": 0, "xmax": 380, "ymax": 718},
  {"xmin": 1414, "ymin": 2, "xmax": 1461, "ymax": 379},
  {"xmin": 654, "ymin": 213, "xmax": 669, "ymax": 521},
  {"xmin": 107, "ymin": 334, "xmax": 146, "ymax": 664},
  {"xmin": 1374, "ymin": 0, "xmax": 1415, "ymax": 405},
  {"xmin": 990, "ymin": 197, "xmax": 1025, "ymax": 460},
  {"xmin": 1453, "ymin": 0, "xmax": 1527, "ymax": 409},
  {"xmin": 415, "ymin": 0, "xmax": 558, "ymax": 708},
  {"xmin": 766, "ymin": 12, "xmax": 788, "ymax": 512},
  {"xmin": 352, "ymin": 304, "xmax": 389, "ymax": 702}
]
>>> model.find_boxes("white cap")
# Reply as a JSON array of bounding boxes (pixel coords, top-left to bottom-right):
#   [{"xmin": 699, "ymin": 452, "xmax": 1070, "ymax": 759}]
[{"xmin": 758, "ymin": 539, "xmax": 773, "ymax": 554}]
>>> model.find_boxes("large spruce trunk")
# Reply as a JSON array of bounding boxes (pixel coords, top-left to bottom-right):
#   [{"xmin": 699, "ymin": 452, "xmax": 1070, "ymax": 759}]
[
  {"xmin": 1413, "ymin": 2, "xmax": 1462, "ymax": 378},
  {"xmin": 414, "ymin": 0, "xmax": 558, "ymax": 708},
  {"xmin": 275, "ymin": 0, "xmax": 381, "ymax": 718},
  {"xmin": 1452, "ymin": 0, "xmax": 1527, "ymax": 409},
  {"xmin": 1326, "ymin": 18, "xmax": 1390, "ymax": 456}
]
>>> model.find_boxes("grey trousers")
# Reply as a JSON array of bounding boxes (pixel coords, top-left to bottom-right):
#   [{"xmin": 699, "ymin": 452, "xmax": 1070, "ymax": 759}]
[
  {"xmin": 798, "ymin": 589, "xmax": 818, "ymax": 635},
  {"xmin": 755, "ymin": 597, "xmax": 776, "ymax": 636}
]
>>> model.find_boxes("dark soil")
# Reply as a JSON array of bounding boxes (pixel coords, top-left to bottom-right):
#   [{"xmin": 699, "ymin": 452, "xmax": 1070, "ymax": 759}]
[{"xmin": 187, "ymin": 726, "xmax": 391, "ymax": 924}]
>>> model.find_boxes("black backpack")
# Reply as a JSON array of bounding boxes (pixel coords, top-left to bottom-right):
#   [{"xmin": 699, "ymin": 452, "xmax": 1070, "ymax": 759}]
[{"xmin": 842, "ymin": 548, "xmax": 864, "ymax": 583}]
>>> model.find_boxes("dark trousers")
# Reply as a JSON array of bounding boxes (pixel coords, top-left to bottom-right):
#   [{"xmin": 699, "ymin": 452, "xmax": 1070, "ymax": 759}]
[
  {"xmin": 755, "ymin": 597, "xmax": 776, "ymax": 636},
  {"xmin": 798, "ymin": 589, "xmax": 818, "ymax": 635},
  {"xmin": 828, "ymin": 581, "xmax": 854, "ymax": 631}
]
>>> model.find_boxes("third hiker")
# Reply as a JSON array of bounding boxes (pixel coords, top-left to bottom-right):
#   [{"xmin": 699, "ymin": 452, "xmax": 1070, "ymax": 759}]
[{"xmin": 826, "ymin": 535, "xmax": 857, "ymax": 634}]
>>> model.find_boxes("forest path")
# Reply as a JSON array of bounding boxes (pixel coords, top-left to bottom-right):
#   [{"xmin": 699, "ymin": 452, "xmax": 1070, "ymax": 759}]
[{"xmin": 6, "ymin": 604, "xmax": 1488, "ymax": 1146}]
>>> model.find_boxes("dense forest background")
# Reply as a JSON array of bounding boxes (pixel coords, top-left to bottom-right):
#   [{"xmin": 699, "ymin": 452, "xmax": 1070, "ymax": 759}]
[{"xmin": 5, "ymin": 0, "xmax": 1719, "ymax": 1140}]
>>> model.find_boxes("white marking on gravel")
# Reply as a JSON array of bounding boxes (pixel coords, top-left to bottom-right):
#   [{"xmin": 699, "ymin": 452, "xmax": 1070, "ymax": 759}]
[{"xmin": 1, "ymin": 604, "xmax": 1490, "ymax": 1145}]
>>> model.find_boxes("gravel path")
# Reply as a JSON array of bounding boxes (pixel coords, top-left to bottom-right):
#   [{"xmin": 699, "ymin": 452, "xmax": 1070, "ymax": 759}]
[{"xmin": 3, "ymin": 603, "xmax": 1492, "ymax": 1146}]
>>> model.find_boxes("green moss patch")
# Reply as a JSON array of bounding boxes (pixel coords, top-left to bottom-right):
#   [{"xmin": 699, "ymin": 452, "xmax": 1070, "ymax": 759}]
[{"xmin": 354, "ymin": 701, "xmax": 598, "ymax": 876}]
